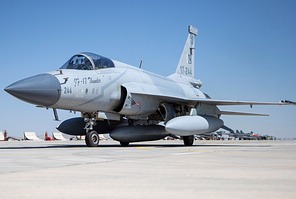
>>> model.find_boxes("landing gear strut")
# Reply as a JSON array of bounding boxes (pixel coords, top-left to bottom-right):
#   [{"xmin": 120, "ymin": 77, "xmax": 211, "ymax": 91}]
[{"xmin": 183, "ymin": 135, "xmax": 194, "ymax": 146}]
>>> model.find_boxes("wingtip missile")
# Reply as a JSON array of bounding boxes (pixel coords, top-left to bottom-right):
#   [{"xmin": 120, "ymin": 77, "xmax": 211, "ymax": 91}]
[{"xmin": 280, "ymin": 100, "xmax": 296, "ymax": 105}]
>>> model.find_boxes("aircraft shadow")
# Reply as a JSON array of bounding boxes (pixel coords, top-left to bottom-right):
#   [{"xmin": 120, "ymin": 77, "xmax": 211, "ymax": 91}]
[{"xmin": 0, "ymin": 143, "xmax": 271, "ymax": 150}]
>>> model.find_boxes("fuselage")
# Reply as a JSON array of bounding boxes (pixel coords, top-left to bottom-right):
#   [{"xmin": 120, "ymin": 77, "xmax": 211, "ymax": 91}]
[
  {"xmin": 4, "ymin": 25, "xmax": 292, "ymax": 147},
  {"xmin": 50, "ymin": 59, "xmax": 206, "ymax": 115}
]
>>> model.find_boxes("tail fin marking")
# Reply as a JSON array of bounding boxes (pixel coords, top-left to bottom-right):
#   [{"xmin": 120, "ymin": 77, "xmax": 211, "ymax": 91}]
[{"xmin": 175, "ymin": 25, "xmax": 198, "ymax": 78}]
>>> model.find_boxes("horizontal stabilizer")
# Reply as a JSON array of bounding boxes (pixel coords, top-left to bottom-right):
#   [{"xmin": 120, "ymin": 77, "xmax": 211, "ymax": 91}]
[
  {"xmin": 220, "ymin": 110, "xmax": 269, "ymax": 116},
  {"xmin": 220, "ymin": 125, "xmax": 235, "ymax": 134}
]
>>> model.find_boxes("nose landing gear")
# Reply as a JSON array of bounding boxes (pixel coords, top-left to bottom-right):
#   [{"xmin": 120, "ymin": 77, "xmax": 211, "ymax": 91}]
[
  {"xmin": 85, "ymin": 130, "xmax": 100, "ymax": 147},
  {"xmin": 83, "ymin": 112, "xmax": 99, "ymax": 147}
]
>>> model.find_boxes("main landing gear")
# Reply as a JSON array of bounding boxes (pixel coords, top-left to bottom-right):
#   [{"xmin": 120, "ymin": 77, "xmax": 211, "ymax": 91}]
[
  {"xmin": 120, "ymin": 142, "xmax": 130, "ymax": 147},
  {"xmin": 183, "ymin": 135, "xmax": 194, "ymax": 146}
]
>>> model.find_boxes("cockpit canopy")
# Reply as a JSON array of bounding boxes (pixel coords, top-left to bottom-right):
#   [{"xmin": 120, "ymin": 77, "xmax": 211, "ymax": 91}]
[{"xmin": 60, "ymin": 52, "xmax": 115, "ymax": 70}]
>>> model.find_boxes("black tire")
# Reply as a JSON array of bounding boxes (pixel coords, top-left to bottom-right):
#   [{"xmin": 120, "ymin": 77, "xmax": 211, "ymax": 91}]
[
  {"xmin": 85, "ymin": 131, "xmax": 100, "ymax": 147},
  {"xmin": 120, "ymin": 142, "xmax": 130, "ymax": 147},
  {"xmin": 183, "ymin": 135, "xmax": 194, "ymax": 146}
]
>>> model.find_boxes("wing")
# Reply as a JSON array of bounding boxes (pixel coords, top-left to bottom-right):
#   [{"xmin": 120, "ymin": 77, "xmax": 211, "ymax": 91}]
[
  {"xmin": 191, "ymin": 98, "xmax": 291, "ymax": 106},
  {"xmin": 220, "ymin": 110, "xmax": 269, "ymax": 116},
  {"xmin": 121, "ymin": 82, "xmax": 295, "ymax": 108},
  {"xmin": 191, "ymin": 99, "xmax": 294, "ymax": 116}
]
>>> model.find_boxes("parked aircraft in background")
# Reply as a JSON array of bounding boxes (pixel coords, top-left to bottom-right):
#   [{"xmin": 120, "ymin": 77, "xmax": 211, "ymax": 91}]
[{"xmin": 5, "ymin": 25, "xmax": 294, "ymax": 147}]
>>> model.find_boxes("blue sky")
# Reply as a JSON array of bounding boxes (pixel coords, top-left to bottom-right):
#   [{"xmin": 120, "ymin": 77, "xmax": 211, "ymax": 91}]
[{"xmin": 0, "ymin": 0, "xmax": 295, "ymax": 138}]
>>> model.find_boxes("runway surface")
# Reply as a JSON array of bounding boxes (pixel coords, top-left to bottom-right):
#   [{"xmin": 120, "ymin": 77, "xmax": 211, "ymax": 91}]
[{"xmin": 0, "ymin": 140, "xmax": 296, "ymax": 199}]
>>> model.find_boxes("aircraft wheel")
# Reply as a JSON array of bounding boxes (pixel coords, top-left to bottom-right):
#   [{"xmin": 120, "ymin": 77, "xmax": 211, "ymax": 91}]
[
  {"xmin": 183, "ymin": 135, "xmax": 194, "ymax": 146},
  {"xmin": 85, "ymin": 131, "xmax": 100, "ymax": 147},
  {"xmin": 120, "ymin": 142, "xmax": 130, "ymax": 147}
]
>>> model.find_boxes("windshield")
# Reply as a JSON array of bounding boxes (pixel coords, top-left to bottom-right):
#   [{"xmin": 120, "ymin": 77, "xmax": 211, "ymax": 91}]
[{"xmin": 60, "ymin": 53, "xmax": 115, "ymax": 70}]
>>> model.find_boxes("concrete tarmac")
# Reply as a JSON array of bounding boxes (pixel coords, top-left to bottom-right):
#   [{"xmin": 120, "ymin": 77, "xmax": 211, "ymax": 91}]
[{"xmin": 0, "ymin": 140, "xmax": 296, "ymax": 199}]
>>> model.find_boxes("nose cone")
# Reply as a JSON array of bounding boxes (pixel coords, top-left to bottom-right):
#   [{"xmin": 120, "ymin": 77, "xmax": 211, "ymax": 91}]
[{"xmin": 5, "ymin": 74, "xmax": 61, "ymax": 107}]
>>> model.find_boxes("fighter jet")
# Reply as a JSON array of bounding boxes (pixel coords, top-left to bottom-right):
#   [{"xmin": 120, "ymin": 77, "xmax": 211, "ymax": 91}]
[{"xmin": 4, "ymin": 25, "xmax": 294, "ymax": 147}]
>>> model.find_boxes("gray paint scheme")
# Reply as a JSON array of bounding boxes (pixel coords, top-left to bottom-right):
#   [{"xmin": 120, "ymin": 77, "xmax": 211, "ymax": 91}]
[{"xmin": 4, "ymin": 25, "xmax": 294, "ymax": 146}]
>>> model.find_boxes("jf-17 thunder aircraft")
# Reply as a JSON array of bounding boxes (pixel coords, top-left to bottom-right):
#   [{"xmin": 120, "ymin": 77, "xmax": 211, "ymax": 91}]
[{"xmin": 5, "ymin": 25, "xmax": 295, "ymax": 147}]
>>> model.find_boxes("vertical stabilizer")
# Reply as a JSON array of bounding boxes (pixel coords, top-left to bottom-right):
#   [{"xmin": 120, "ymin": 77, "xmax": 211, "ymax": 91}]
[{"xmin": 175, "ymin": 25, "xmax": 198, "ymax": 78}]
